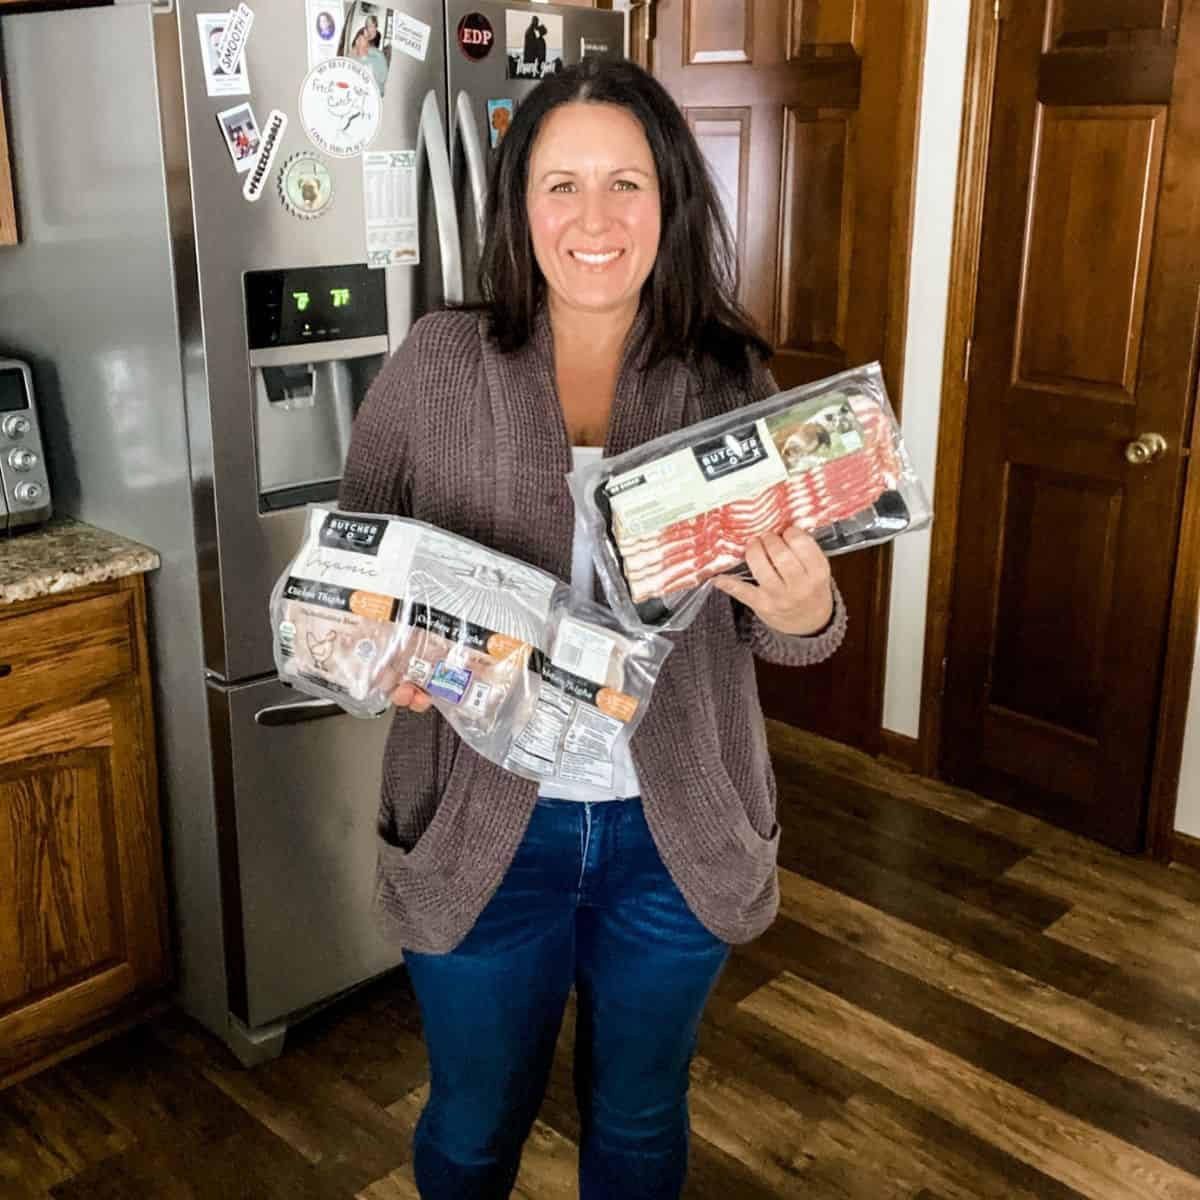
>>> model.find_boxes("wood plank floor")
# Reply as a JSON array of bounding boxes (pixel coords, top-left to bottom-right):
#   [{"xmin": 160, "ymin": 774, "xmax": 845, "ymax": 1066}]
[{"xmin": 5, "ymin": 722, "xmax": 1200, "ymax": 1199}]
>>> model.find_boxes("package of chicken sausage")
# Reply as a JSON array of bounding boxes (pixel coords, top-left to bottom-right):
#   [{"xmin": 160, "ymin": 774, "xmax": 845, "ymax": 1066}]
[
  {"xmin": 568, "ymin": 361, "xmax": 931, "ymax": 632},
  {"xmin": 269, "ymin": 507, "xmax": 670, "ymax": 796}
]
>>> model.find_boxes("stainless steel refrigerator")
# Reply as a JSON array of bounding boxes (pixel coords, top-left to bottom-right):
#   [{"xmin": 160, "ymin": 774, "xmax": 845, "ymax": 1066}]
[{"xmin": 0, "ymin": 0, "xmax": 623, "ymax": 1064}]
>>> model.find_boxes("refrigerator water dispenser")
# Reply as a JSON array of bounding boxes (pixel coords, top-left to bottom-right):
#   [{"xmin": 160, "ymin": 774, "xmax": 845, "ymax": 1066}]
[{"xmin": 245, "ymin": 264, "xmax": 388, "ymax": 510}]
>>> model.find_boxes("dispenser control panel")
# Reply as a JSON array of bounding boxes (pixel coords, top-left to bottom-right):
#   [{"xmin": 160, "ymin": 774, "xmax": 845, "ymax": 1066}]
[{"xmin": 245, "ymin": 264, "xmax": 387, "ymax": 349}]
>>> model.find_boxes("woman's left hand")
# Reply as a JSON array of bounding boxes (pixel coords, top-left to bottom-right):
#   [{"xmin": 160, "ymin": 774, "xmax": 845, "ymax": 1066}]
[{"xmin": 712, "ymin": 528, "xmax": 834, "ymax": 636}]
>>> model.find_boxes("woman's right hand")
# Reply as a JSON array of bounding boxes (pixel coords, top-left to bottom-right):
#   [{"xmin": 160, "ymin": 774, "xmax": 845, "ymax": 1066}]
[{"xmin": 391, "ymin": 682, "xmax": 434, "ymax": 713}]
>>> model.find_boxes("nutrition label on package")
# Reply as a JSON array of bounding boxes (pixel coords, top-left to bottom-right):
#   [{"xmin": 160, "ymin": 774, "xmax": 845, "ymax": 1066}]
[{"xmin": 504, "ymin": 685, "xmax": 625, "ymax": 790}]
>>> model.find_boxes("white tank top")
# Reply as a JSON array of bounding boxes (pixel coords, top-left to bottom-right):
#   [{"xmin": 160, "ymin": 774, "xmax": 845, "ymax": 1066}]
[{"xmin": 537, "ymin": 446, "xmax": 642, "ymax": 801}]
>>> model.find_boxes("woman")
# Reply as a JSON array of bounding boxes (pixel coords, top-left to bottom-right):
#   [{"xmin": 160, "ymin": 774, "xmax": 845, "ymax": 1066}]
[{"xmin": 340, "ymin": 57, "xmax": 846, "ymax": 1200}]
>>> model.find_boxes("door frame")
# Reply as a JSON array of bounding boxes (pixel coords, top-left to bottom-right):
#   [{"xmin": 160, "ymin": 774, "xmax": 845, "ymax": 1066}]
[{"xmin": 920, "ymin": 0, "xmax": 1200, "ymax": 862}]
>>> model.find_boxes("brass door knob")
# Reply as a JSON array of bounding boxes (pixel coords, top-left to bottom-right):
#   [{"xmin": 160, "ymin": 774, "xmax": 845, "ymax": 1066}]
[{"xmin": 1125, "ymin": 432, "xmax": 1168, "ymax": 465}]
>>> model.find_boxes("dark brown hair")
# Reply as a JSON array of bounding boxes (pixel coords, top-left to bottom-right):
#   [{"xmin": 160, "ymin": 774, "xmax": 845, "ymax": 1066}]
[{"xmin": 477, "ymin": 56, "xmax": 770, "ymax": 376}]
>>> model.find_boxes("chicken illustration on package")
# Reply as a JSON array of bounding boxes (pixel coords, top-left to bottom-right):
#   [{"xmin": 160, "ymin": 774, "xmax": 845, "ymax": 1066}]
[{"xmin": 271, "ymin": 507, "xmax": 670, "ymax": 795}]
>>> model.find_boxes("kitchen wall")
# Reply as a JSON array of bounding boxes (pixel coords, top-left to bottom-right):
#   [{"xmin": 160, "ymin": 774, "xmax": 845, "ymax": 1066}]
[
  {"xmin": 882, "ymin": 0, "xmax": 970, "ymax": 739},
  {"xmin": 1176, "ymin": 623, "xmax": 1200, "ymax": 837}
]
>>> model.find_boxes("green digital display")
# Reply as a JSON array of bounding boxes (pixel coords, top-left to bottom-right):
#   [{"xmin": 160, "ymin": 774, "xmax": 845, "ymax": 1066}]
[{"xmin": 245, "ymin": 264, "xmax": 385, "ymax": 350}]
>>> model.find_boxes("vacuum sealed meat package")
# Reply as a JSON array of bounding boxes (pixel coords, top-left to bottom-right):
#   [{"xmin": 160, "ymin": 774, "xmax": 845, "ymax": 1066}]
[
  {"xmin": 568, "ymin": 362, "xmax": 931, "ymax": 632},
  {"xmin": 270, "ymin": 506, "xmax": 670, "ymax": 795}
]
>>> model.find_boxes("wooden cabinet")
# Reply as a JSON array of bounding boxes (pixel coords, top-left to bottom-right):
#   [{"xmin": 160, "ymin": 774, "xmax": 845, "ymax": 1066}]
[{"xmin": 0, "ymin": 574, "xmax": 168, "ymax": 1087}]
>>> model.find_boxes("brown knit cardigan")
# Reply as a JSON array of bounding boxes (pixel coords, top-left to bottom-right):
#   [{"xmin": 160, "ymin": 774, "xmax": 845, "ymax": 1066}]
[{"xmin": 339, "ymin": 308, "xmax": 847, "ymax": 951}]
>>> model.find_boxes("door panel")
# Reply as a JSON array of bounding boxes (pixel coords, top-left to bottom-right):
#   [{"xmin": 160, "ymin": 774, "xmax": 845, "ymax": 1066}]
[
  {"xmin": 942, "ymin": 0, "xmax": 1199, "ymax": 852},
  {"xmin": 654, "ymin": 0, "xmax": 912, "ymax": 749}
]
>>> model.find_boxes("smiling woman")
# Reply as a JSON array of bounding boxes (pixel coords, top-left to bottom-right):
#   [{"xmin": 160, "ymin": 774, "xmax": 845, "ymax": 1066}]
[
  {"xmin": 338, "ymin": 55, "xmax": 847, "ymax": 1200},
  {"xmin": 525, "ymin": 102, "xmax": 662, "ymax": 323}
]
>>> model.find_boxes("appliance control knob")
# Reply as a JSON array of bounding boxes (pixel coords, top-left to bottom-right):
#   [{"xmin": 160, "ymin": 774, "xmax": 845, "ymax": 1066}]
[
  {"xmin": 8, "ymin": 448, "xmax": 37, "ymax": 472},
  {"xmin": 2, "ymin": 415, "xmax": 30, "ymax": 439},
  {"xmin": 14, "ymin": 481, "xmax": 43, "ymax": 503}
]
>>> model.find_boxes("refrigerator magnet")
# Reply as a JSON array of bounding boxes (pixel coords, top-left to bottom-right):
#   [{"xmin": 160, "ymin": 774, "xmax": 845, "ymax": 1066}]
[
  {"xmin": 363, "ymin": 150, "xmax": 420, "ymax": 268},
  {"xmin": 243, "ymin": 110, "xmax": 288, "ymax": 202},
  {"xmin": 299, "ymin": 58, "xmax": 383, "ymax": 158},
  {"xmin": 392, "ymin": 11, "xmax": 432, "ymax": 62},
  {"xmin": 306, "ymin": 0, "xmax": 346, "ymax": 70},
  {"xmin": 456, "ymin": 13, "xmax": 495, "ymax": 61},
  {"xmin": 216, "ymin": 102, "xmax": 263, "ymax": 175},
  {"xmin": 279, "ymin": 152, "xmax": 335, "ymax": 219},
  {"xmin": 216, "ymin": 2, "xmax": 255, "ymax": 77},
  {"xmin": 197, "ymin": 13, "xmax": 251, "ymax": 97},
  {"xmin": 341, "ymin": 3, "xmax": 396, "ymax": 96},
  {"xmin": 487, "ymin": 99, "xmax": 513, "ymax": 149},
  {"xmin": 506, "ymin": 10, "xmax": 563, "ymax": 80}
]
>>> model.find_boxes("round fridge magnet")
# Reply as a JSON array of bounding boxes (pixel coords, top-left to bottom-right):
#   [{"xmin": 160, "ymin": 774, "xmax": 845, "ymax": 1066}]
[
  {"xmin": 299, "ymin": 57, "xmax": 381, "ymax": 158},
  {"xmin": 278, "ymin": 152, "xmax": 334, "ymax": 218},
  {"xmin": 457, "ymin": 13, "xmax": 495, "ymax": 61}
]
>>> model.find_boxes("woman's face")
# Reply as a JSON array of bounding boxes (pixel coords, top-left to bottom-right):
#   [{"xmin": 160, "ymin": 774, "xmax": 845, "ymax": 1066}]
[{"xmin": 526, "ymin": 102, "xmax": 660, "ymax": 323}]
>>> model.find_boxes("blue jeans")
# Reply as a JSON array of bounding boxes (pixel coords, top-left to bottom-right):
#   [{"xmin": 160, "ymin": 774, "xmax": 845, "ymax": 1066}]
[{"xmin": 403, "ymin": 796, "xmax": 731, "ymax": 1200}]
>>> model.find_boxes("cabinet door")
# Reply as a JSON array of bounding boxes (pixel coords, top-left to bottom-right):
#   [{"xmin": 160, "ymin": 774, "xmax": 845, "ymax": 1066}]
[{"xmin": 0, "ymin": 692, "xmax": 168, "ymax": 1080}]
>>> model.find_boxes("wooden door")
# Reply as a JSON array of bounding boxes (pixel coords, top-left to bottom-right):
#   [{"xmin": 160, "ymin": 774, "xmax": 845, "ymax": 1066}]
[
  {"xmin": 649, "ymin": 0, "xmax": 919, "ymax": 749},
  {"xmin": 942, "ymin": 1, "xmax": 1200, "ymax": 852}
]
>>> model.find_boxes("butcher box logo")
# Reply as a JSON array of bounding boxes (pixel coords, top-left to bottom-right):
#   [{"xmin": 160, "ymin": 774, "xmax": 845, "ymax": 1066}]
[
  {"xmin": 319, "ymin": 514, "xmax": 387, "ymax": 556},
  {"xmin": 692, "ymin": 425, "xmax": 768, "ymax": 480}
]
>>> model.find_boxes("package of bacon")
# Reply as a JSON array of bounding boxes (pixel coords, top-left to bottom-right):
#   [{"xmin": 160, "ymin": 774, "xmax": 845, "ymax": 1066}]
[
  {"xmin": 569, "ymin": 362, "xmax": 931, "ymax": 632},
  {"xmin": 270, "ymin": 506, "xmax": 671, "ymax": 796}
]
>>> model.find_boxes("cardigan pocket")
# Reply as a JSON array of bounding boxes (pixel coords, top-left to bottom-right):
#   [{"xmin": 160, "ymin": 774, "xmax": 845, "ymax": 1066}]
[{"xmin": 377, "ymin": 725, "xmax": 468, "ymax": 875}]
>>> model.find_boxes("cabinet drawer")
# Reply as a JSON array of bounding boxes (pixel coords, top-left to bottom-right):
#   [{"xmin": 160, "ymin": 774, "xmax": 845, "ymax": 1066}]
[{"xmin": 0, "ymin": 590, "xmax": 134, "ymax": 725}]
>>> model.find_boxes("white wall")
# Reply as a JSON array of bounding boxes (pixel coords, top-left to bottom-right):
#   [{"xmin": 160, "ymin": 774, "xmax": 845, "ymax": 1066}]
[
  {"xmin": 1176, "ymin": 622, "xmax": 1200, "ymax": 837},
  {"xmin": 882, "ymin": 0, "xmax": 971, "ymax": 738}
]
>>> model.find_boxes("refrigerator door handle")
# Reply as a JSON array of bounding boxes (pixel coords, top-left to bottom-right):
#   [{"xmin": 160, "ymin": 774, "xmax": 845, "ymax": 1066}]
[
  {"xmin": 417, "ymin": 90, "xmax": 465, "ymax": 305},
  {"xmin": 453, "ymin": 91, "xmax": 488, "ymax": 254},
  {"xmin": 254, "ymin": 698, "xmax": 349, "ymax": 726}
]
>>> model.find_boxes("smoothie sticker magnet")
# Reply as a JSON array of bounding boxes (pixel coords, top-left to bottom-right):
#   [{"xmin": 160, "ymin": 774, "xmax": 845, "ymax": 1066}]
[
  {"xmin": 487, "ymin": 99, "xmax": 513, "ymax": 148},
  {"xmin": 306, "ymin": 0, "xmax": 346, "ymax": 69},
  {"xmin": 197, "ymin": 13, "xmax": 250, "ymax": 97},
  {"xmin": 340, "ymin": 2, "xmax": 395, "ymax": 96},
  {"xmin": 457, "ymin": 12, "xmax": 495, "ymax": 61},
  {"xmin": 363, "ymin": 150, "xmax": 419, "ymax": 267},
  {"xmin": 216, "ymin": 2, "xmax": 254, "ymax": 76},
  {"xmin": 216, "ymin": 102, "xmax": 262, "ymax": 174},
  {"xmin": 243, "ymin": 109, "xmax": 287, "ymax": 202},
  {"xmin": 392, "ymin": 10, "xmax": 432, "ymax": 61},
  {"xmin": 299, "ymin": 57, "xmax": 382, "ymax": 158},
  {"xmin": 506, "ymin": 10, "xmax": 563, "ymax": 80}
]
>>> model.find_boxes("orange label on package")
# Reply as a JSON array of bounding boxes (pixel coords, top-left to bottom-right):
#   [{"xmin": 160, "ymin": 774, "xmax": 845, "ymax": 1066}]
[
  {"xmin": 596, "ymin": 688, "xmax": 639, "ymax": 723},
  {"xmin": 487, "ymin": 633, "xmax": 531, "ymax": 662},
  {"xmin": 349, "ymin": 591, "xmax": 396, "ymax": 622}
]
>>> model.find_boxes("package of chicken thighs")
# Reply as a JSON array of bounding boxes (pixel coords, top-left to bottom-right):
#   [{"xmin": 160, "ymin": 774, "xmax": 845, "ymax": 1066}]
[
  {"xmin": 567, "ymin": 361, "xmax": 931, "ymax": 633},
  {"xmin": 270, "ymin": 506, "xmax": 670, "ymax": 796}
]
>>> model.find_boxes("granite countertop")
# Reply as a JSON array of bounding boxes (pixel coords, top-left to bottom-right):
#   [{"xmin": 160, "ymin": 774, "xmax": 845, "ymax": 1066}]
[{"xmin": 0, "ymin": 517, "xmax": 160, "ymax": 605}]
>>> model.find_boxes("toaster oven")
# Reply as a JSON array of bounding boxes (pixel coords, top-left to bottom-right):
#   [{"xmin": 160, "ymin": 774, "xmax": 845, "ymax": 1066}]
[{"xmin": 0, "ymin": 359, "xmax": 52, "ymax": 531}]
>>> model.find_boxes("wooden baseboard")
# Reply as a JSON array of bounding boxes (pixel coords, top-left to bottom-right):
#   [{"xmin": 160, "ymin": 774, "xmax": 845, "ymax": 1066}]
[
  {"xmin": 1170, "ymin": 831, "xmax": 1200, "ymax": 873},
  {"xmin": 0, "ymin": 993, "xmax": 169, "ymax": 1092},
  {"xmin": 880, "ymin": 729, "xmax": 923, "ymax": 774}
]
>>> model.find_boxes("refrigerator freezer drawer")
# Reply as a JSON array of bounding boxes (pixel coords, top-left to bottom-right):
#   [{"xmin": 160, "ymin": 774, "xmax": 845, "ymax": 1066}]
[{"xmin": 210, "ymin": 675, "xmax": 401, "ymax": 1030}]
